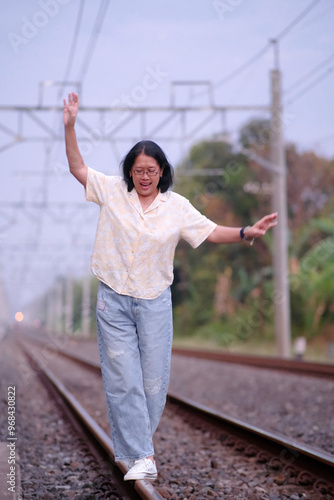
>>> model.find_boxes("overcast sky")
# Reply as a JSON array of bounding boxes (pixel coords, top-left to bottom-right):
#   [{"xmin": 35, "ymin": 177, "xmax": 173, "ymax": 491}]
[{"xmin": 1, "ymin": 0, "xmax": 333, "ymax": 320}]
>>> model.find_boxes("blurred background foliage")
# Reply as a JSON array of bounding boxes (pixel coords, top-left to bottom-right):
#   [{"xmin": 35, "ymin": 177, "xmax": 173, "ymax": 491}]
[
  {"xmin": 50, "ymin": 117, "xmax": 334, "ymax": 356},
  {"xmin": 170, "ymin": 118, "xmax": 334, "ymax": 351}
]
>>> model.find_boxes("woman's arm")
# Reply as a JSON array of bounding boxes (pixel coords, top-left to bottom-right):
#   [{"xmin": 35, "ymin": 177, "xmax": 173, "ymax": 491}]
[
  {"xmin": 206, "ymin": 212, "xmax": 278, "ymax": 244},
  {"xmin": 63, "ymin": 92, "xmax": 88, "ymax": 187}
]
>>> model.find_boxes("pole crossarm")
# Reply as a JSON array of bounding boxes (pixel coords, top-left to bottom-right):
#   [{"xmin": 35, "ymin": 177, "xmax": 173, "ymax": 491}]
[
  {"xmin": 26, "ymin": 110, "xmax": 58, "ymax": 139},
  {"xmin": 0, "ymin": 203, "xmax": 97, "ymax": 230},
  {"xmin": 0, "ymin": 103, "xmax": 271, "ymax": 154},
  {"xmin": 0, "ymin": 104, "xmax": 271, "ymax": 112},
  {"xmin": 0, "ymin": 122, "xmax": 17, "ymax": 137},
  {"xmin": 1, "ymin": 76, "xmax": 291, "ymax": 353}
]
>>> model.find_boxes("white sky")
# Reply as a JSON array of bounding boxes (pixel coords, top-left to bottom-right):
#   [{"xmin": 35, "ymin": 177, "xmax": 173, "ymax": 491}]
[{"xmin": 1, "ymin": 0, "xmax": 333, "ymax": 319}]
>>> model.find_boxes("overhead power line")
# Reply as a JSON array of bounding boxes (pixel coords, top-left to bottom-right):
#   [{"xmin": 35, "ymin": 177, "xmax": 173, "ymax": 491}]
[
  {"xmin": 52, "ymin": 1, "xmax": 86, "ymax": 129},
  {"xmin": 213, "ymin": 45, "xmax": 272, "ymax": 89},
  {"xmin": 77, "ymin": 0, "xmax": 110, "ymax": 83},
  {"xmin": 275, "ymin": 0, "xmax": 322, "ymax": 40},
  {"xmin": 286, "ymin": 65, "xmax": 334, "ymax": 105},
  {"xmin": 285, "ymin": 51, "xmax": 334, "ymax": 94},
  {"xmin": 58, "ymin": 0, "xmax": 86, "ymax": 98},
  {"xmin": 48, "ymin": 1, "xmax": 86, "ymax": 152},
  {"xmin": 213, "ymin": 0, "xmax": 323, "ymax": 90},
  {"xmin": 21, "ymin": 1, "xmax": 88, "ymax": 310}
]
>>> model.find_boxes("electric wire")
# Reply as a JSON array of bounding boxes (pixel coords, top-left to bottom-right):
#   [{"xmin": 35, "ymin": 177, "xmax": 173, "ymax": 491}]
[
  {"xmin": 186, "ymin": 0, "xmax": 325, "ymax": 153},
  {"xmin": 285, "ymin": 51, "xmax": 334, "ymax": 94},
  {"xmin": 213, "ymin": 44, "xmax": 272, "ymax": 90},
  {"xmin": 296, "ymin": 1, "xmax": 334, "ymax": 32},
  {"xmin": 22, "ymin": 1, "xmax": 88, "ymax": 309},
  {"xmin": 285, "ymin": 65, "xmax": 334, "ymax": 105},
  {"xmin": 275, "ymin": 0, "xmax": 322, "ymax": 41},
  {"xmin": 77, "ymin": 0, "xmax": 110, "ymax": 83},
  {"xmin": 57, "ymin": 0, "xmax": 86, "ymax": 99},
  {"xmin": 182, "ymin": 0, "xmax": 324, "ymax": 110},
  {"xmin": 213, "ymin": 0, "xmax": 323, "ymax": 91},
  {"xmin": 52, "ymin": 1, "xmax": 86, "ymax": 143}
]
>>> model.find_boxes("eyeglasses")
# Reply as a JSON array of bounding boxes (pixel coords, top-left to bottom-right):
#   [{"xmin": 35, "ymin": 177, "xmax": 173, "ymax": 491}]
[{"xmin": 132, "ymin": 169, "xmax": 160, "ymax": 177}]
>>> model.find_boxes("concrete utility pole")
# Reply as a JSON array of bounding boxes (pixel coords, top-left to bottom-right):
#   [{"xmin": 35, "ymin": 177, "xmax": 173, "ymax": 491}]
[
  {"xmin": 55, "ymin": 279, "xmax": 63, "ymax": 335},
  {"xmin": 46, "ymin": 290, "xmax": 53, "ymax": 332},
  {"xmin": 2, "ymin": 80, "xmax": 291, "ymax": 349},
  {"xmin": 270, "ymin": 42, "xmax": 291, "ymax": 357},
  {"xmin": 81, "ymin": 274, "xmax": 90, "ymax": 337},
  {"xmin": 0, "ymin": 265, "xmax": 10, "ymax": 339},
  {"xmin": 65, "ymin": 274, "xmax": 73, "ymax": 335}
]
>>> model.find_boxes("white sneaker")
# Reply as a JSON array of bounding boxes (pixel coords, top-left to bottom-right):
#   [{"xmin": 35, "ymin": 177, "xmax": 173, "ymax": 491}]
[{"xmin": 123, "ymin": 458, "xmax": 158, "ymax": 481}]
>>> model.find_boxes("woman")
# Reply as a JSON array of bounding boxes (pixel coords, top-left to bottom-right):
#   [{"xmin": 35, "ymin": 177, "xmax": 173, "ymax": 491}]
[{"xmin": 63, "ymin": 92, "xmax": 277, "ymax": 481}]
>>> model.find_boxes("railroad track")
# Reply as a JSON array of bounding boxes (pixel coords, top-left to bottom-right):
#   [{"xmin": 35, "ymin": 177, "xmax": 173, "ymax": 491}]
[
  {"xmin": 19, "ymin": 333, "xmax": 334, "ymax": 496},
  {"xmin": 21, "ymin": 340, "xmax": 164, "ymax": 500},
  {"xmin": 21, "ymin": 329, "xmax": 334, "ymax": 379},
  {"xmin": 171, "ymin": 347, "xmax": 334, "ymax": 379}
]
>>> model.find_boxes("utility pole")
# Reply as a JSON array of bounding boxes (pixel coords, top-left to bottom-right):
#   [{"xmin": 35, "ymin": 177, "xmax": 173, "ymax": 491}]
[
  {"xmin": 270, "ymin": 40, "xmax": 291, "ymax": 357},
  {"xmin": 55, "ymin": 279, "xmax": 63, "ymax": 335},
  {"xmin": 0, "ymin": 264, "xmax": 10, "ymax": 339},
  {"xmin": 65, "ymin": 274, "xmax": 73, "ymax": 335},
  {"xmin": 2, "ymin": 80, "xmax": 291, "ymax": 348},
  {"xmin": 46, "ymin": 289, "xmax": 53, "ymax": 332},
  {"xmin": 81, "ymin": 274, "xmax": 90, "ymax": 337}
]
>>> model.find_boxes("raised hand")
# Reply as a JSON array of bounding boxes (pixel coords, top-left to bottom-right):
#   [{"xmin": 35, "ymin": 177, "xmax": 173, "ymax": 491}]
[
  {"xmin": 63, "ymin": 92, "xmax": 79, "ymax": 128},
  {"xmin": 246, "ymin": 212, "xmax": 278, "ymax": 239}
]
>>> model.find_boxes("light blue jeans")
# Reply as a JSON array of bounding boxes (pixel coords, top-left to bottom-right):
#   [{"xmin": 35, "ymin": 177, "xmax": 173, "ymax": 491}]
[{"xmin": 96, "ymin": 282, "xmax": 173, "ymax": 462}]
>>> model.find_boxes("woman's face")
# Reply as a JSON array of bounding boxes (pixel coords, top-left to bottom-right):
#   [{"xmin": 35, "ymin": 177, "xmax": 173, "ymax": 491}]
[{"xmin": 130, "ymin": 152, "xmax": 163, "ymax": 198}]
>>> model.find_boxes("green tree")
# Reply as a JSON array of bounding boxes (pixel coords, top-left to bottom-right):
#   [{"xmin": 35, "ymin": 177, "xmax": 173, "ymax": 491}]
[
  {"xmin": 290, "ymin": 217, "xmax": 334, "ymax": 337},
  {"xmin": 173, "ymin": 139, "xmax": 274, "ymax": 337},
  {"xmin": 172, "ymin": 121, "xmax": 334, "ymax": 346}
]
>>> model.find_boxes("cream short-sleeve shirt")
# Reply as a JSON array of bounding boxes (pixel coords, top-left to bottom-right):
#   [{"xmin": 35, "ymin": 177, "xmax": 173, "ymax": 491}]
[{"xmin": 85, "ymin": 167, "xmax": 216, "ymax": 299}]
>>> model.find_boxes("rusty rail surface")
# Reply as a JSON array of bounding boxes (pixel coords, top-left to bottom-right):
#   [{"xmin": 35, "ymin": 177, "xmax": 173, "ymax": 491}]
[
  {"xmin": 167, "ymin": 390, "xmax": 334, "ymax": 486},
  {"xmin": 21, "ymin": 342, "xmax": 163, "ymax": 500},
  {"xmin": 19, "ymin": 333, "xmax": 334, "ymax": 489},
  {"xmin": 172, "ymin": 347, "xmax": 334, "ymax": 379},
  {"xmin": 21, "ymin": 329, "xmax": 334, "ymax": 379}
]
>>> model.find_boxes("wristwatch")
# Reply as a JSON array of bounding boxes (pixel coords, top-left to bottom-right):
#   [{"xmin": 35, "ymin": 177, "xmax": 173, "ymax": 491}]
[{"xmin": 240, "ymin": 226, "xmax": 254, "ymax": 246}]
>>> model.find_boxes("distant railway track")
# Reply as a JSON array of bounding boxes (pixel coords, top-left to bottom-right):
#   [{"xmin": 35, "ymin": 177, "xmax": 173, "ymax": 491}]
[
  {"xmin": 21, "ymin": 329, "xmax": 334, "ymax": 379},
  {"xmin": 19, "ymin": 333, "xmax": 334, "ymax": 493},
  {"xmin": 172, "ymin": 346, "xmax": 334, "ymax": 379}
]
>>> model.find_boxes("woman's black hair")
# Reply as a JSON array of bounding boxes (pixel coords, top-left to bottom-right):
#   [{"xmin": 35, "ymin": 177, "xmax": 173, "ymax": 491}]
[{"xmin": 121, "ymin": 140, "xmax": 174, "ymax": 193}]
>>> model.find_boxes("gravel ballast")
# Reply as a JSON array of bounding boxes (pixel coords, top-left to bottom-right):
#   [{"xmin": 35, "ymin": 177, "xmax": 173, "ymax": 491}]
[{"xmin": 21, "ymin": 335, "xmax": 334, "ymax": 499}]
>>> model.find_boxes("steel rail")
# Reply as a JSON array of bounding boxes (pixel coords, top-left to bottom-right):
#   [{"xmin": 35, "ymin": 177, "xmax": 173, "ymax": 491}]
[
  {"xmin": 167, "ymin": 391, "xmax": 334, "ymax": 481},
  {"xmin": 19, "ymin": 333, "xmax": 334, "ymax": 487},
  {"xmin": 22, "ymin": 331, "xmax": 334, "ymax": 379},
  {"xmin": 172, "ymin": 346, "xmax": 334, "ymax": 379},
  {"xmin": 21, "ymin": 342, "xmax": 163, "ymax": 500}
]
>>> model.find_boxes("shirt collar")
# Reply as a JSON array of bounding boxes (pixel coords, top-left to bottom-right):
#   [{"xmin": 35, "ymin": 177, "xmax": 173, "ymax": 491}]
[{"xmin": 128, "ymin": 189, "xmax": 169, "ymax": 216}]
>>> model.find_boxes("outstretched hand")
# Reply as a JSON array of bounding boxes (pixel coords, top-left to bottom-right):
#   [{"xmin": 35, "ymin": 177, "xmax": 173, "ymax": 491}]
[
  {"xmin": 246, "ymin": 212, "xmax": 278, "ymax": 239},
  {"xmin": 63, "ymin": 92, "xmax": 79, "ymax": 128}
]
